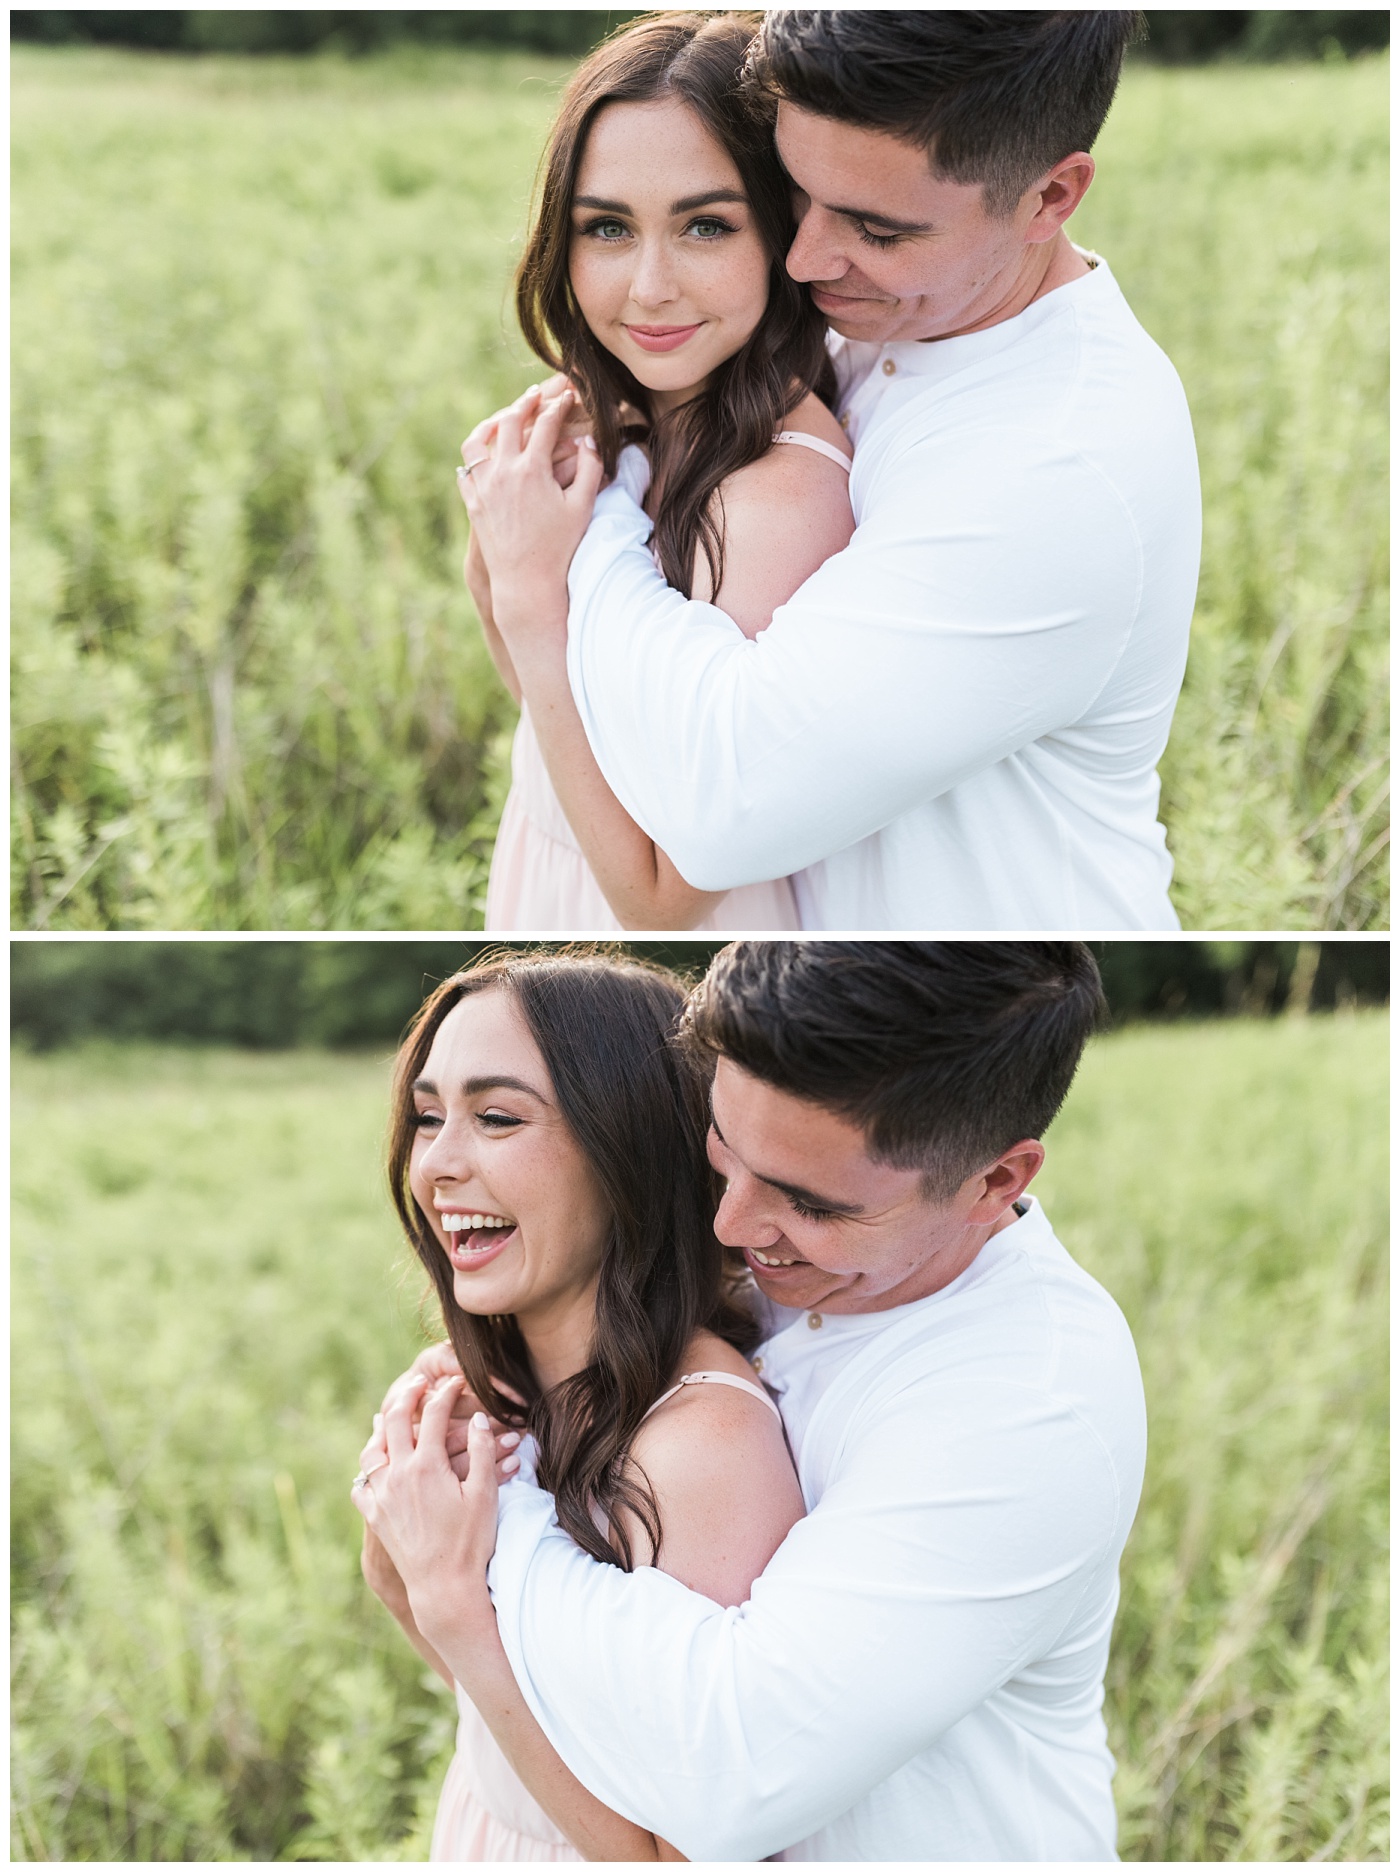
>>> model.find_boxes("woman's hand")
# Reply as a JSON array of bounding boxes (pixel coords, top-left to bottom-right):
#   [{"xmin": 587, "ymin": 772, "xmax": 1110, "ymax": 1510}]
[
  {"xmin": 462, "ymin": 377, "xmax": 597, "ymax": 490},
  {"xmin": 351, "ymin": 1376, "xmax": 518, "ymax": 1652},
  {"xmin": 457, "ymin": 388, "xmax": 606, "ymax": 623},
  {"xmin": 367, "ymin": 1355, "xmax": 522, "ymax": 1479}
]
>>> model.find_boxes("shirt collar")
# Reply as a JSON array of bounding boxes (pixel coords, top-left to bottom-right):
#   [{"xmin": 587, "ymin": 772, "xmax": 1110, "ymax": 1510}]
[{"xmin": 837, "ymin": 251, "xmax": 1112, "ymax": 388}]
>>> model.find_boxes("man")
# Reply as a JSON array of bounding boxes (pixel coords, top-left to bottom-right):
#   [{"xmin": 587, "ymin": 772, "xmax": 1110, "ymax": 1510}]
[
  {"xmin": 486, "ymin": 11, "xmax": 1201, "ymax": 929},
  {"xmin": 478, "ymin": 941, "xmax": 1147, "ymax": 1860}
]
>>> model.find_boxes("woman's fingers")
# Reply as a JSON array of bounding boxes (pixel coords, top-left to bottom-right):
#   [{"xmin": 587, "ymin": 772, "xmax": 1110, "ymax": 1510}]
[
  {"xmin": 524, "ymin": 391, "xmax": 574, "ymax": 464},
  {"xmin": 564, "ymin": 436, "xmax": 607, "ymax": 515},
  {"xmin": 462, "ymin": 1413, "xmax": 502, "ymax": 1543},
  {"xmin": 461, "ymin": 423, "xmax": 495, "ymax": 467},
  {"xmin": 494, "ymin": 400, "xmax": 529, "ymax": 460},
  {"xmin": 381, "ymin": 1343, "xmax": 459, "ymax": 1417},
  {"xmin": 383, "ymin": 1373, "xmax": 427, "ymax": 1462},
  {"xmin": 416, "ymin": 1374, "xmax": 465, "ymax": 1462},
  {"xmin": 495, "ymin": 1428, "xmax": 523, "ymax": 1484}
]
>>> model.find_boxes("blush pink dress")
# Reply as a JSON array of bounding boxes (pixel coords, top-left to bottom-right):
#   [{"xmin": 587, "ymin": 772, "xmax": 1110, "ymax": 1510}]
[
  {"xmin": 428, "ymin": 1370, "xmax": 783, "ymax": 1862},
  {"xmin": 484, "ymin": 432, "xmax": 852, "ymax": 933}
]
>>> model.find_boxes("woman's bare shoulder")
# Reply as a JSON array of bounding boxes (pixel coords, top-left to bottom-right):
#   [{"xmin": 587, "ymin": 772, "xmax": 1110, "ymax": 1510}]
[
  {"xmin": 776, "ymin": 389, "xmax": 853, "ymax": 458},
  {"xmin": 630, "ymin": 1330, "xmax": 776, "ymax": 1458},
  {"xmin": 625, "ymin": 1331, "xmax": 802, "ymax": 1603},
  {"xmin": 697, "ymin": 405, "xmax": 855, "ymax": 634}
]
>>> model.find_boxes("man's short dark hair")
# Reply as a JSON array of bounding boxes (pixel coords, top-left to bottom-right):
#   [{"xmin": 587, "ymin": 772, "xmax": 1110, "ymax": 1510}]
[
  {"xmin": 681, "ymin": 942, "xmax": 1106, "ymax": 1199},
  {"xmin": 749, "ymin": 11, "xmax": 1144, "ymax": 214}
]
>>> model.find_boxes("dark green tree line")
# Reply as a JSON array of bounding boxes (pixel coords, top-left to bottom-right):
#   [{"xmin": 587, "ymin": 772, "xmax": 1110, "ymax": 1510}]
[
  {"xmin": 9, "ymin": 941, "xmax": 1388, "ymax": 1050},
  {"xmin": 10, "ymin": 10, "xmax": 1391, "ymax": 61}
]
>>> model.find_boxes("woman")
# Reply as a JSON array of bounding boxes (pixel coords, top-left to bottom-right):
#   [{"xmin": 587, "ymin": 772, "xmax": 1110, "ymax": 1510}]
[
  {"xmin": 352, "ymin": 950, "xmax": 805, "ymax": 1860},
  {"xmin": 462, "ymin": 12, "xmax": 853, "ymax": 933}
]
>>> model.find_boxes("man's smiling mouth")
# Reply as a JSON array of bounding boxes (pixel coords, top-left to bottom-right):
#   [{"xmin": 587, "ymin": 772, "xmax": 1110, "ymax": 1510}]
[{"xmin": 746, "ymin": 1245, "xmax": 808, "ymax": 1271}]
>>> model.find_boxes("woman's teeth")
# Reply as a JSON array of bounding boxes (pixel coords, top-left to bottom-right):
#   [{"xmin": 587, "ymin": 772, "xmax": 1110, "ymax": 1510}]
[
  {"xmin": 751, "ymin": 1248, "xmax": 801, "ymax": 1267},
  {"xmin": 443, "ymin": 1213, "xmax": 511, "ymax": 1232}
]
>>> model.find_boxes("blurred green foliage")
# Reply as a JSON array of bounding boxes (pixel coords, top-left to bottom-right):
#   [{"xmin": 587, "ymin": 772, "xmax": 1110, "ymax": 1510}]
[
  {"xmin": 10, "ymin": 1013, "xmax": 1388, "ymax": 1858},
  {"xmin": 8, "ymin": 939, "xmax": 1390, "ymax": 1051},
  {"xmin": 1142, "ymin": 11, "xmax": 1389, "ymax": 61},
  {"xmin": 9, "ymin": 10, "xmax": 641, "ymax": 56}
]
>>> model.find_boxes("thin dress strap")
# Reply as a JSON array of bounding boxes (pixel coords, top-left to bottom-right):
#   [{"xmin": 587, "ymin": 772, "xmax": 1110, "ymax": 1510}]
[
  {"xmin": 642, "ymin": 1369, "xmax": 783, "ymax": 1423},
  {"xmin": 771, "ymin": 430, "xmax": 853, "ymax": 473}
]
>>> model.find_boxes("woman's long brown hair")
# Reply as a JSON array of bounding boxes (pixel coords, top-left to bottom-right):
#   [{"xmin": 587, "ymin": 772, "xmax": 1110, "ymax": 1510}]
[
  {"xmin": 386, "ymin": 949, "xmax": 758, "ymax": 1571},
  {"xmin": 516, "ymin": 10, "xmax": 836, "ymax": 596}
]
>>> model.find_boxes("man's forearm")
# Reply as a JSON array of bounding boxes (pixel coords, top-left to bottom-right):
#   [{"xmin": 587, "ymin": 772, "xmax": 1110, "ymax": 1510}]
[
  {"xmin": 564, "ymin": 454, "xmax": 1144, "ymax": 890},
  {"xmin": 489, "ymin": 1399, "xmax": 1122, "ymax": 1862}
]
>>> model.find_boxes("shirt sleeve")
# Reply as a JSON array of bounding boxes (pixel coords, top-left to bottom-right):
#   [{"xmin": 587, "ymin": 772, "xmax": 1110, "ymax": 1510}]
[
  {"xmin": 487, "ymin": 1378, "xmax": 1122, "ymax": 1862},
  {"xmin": 564, "ymin": 428, "xmax": 1143, "ymax": 892}
]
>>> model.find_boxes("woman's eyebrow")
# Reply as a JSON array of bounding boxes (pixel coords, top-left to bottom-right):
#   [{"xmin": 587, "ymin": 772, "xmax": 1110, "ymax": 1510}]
[
  {"xmin": 670, "ymin": 187, "xmax": 748, "ymax": 214},
  {"xmin": 411, "ymin": 1073, "xmax": 548, "ymax": 1102},
  {"xmin": 573, "ymin": 188, "xmax": 747, "ymax": 216}
]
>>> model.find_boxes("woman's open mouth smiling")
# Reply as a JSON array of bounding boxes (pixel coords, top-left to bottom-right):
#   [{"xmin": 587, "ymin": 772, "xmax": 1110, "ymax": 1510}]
[{"xmin": 440, "ymin": 1212, "xmax": 518, "ymax": 1270}]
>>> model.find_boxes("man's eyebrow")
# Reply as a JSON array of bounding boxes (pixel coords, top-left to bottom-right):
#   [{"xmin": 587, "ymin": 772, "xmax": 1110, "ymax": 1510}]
[
  {"xmin": 412, "ymin": 1074, "xmax": 548, "ymax": 1102},
  {"xmin": 709, "ymin": 1110, "xmax": 866, "ymax": 1217},
  {"xmin": 829, "ymin": 203, "xmax": 935, "ymax": 235}
]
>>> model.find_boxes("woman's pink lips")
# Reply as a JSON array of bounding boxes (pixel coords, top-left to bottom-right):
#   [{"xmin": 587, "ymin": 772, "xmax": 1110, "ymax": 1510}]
[
  {"xmin": 625, "ymin": 322, "xmax": 703, "ymax": 353},
  {"xmin": 447, "ymin": 1226, "xmax": 516, "ymax": 1273}
]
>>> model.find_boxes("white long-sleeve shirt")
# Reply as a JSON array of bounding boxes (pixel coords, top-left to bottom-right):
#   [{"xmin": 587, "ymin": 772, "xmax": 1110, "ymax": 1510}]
[
  {"xmin": 487, "ymin": 1197, "xmax": 1147, "ymax": 1862},
  {"xmin": 565, "ymin": 256, "xmax": 1200, "ymax": 930}
]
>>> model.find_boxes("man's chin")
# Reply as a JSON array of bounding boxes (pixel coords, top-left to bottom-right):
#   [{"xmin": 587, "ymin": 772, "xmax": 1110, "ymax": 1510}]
[
  {"xmin": 808, "ymin": 287, "xmax": 901, "ymax": 342},
  {"xmin": 745, "ymin": 1249, "xmax": 838, "ymax": 1310}
]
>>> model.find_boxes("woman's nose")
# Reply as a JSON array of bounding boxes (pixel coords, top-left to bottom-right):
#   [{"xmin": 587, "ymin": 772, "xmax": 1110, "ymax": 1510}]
[
  {"xmin": 417, "ymin": 1115, "xmax": 473, "ymax": 1185},
  {"xmin": 628, "ymin": 238, "xmax": 681, "ymax": 309}
]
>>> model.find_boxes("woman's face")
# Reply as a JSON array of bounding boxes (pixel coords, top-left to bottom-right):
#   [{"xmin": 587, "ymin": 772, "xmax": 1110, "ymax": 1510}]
[
  {"xmin": 408, "ymin": 988, "xmax": 612, "ymax": 1341},
  {"xmin": 569, "ymin": 96, "xmax": 773, "ymax": 413}
]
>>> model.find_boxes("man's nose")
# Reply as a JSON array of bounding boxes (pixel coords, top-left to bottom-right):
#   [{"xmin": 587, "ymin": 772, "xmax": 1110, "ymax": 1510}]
[
  {"xmin": 786, "ymin": 203, "xmax": 846, "ymax": 284},
  {"xmin": 714, "ymin": 1171, "xmax": 784, "ymax": 1249}
]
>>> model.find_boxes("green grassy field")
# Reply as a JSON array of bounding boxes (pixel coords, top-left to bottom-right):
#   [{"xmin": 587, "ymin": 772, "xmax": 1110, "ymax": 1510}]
[
  {"xmin": 10, "ymin": 1011, "xmax": 1388, "ymax": 1861},
  {"xmin": 8, "ymin": 46, "xmax": 1391, "ymax": 928}
]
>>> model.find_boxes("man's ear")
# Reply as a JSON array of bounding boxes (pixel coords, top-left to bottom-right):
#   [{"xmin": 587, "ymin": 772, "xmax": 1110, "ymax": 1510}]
[
  {"xmin": 1021, "ymin": 152, "xmax": 1095, "ymax": 244},
  {"xmin": 966, "ymin": 1139, "xmax": 1044, "ymax": 1223}
]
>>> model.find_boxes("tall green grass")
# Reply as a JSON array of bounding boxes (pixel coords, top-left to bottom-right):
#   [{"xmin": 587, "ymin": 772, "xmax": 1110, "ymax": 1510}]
[
  {"xmin": 1074, "ymin": 59, "xmax": 1389, "ymax": 930},
  {"xmin": 11, "ymin": 1013, "xmax": 1387, "ymax": 1859},
  {"xmin": 9, "ymin": 48, "xmax": 1390, "ymax": 928}
]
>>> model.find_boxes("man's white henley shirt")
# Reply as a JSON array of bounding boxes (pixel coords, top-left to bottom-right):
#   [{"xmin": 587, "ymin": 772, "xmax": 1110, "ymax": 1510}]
[
  {"xmin": 488, "ymin": 1196, "xmax": 1148, "ymax": 1861},
  {"xmin": 564, "ymin": 256, "xmax": 1200, "ymax": 929}
]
